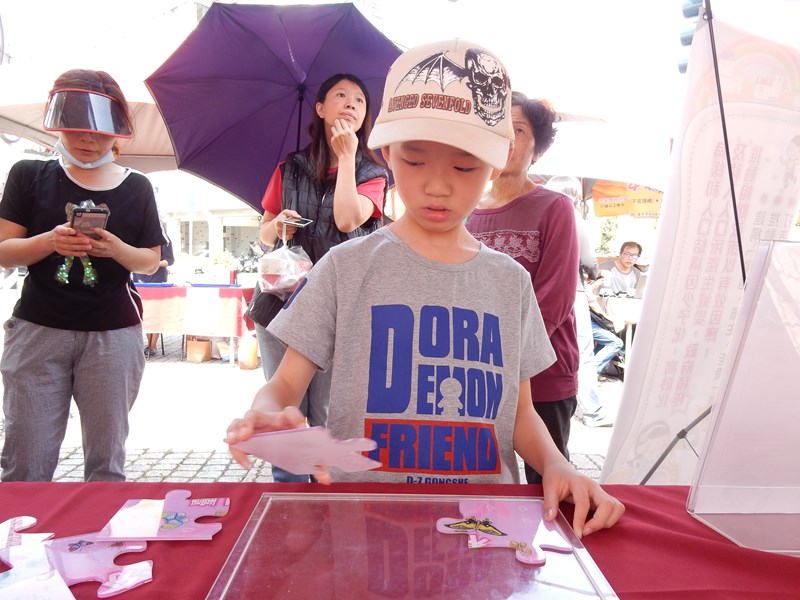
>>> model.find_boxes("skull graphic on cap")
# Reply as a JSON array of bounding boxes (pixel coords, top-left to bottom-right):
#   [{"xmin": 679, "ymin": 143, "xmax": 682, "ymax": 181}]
[{"xmin": 464, "ymin": 49, "xmax": 509, "ymax": 127}]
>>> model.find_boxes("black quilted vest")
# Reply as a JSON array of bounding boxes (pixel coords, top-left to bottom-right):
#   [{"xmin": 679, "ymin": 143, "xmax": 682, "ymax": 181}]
[
  {"xmin": 249, "ymin": 149, "xmax": 388, "ymax": 326},
  {"xmin": 280, "ymin": 149, "xmax": 388, "ymax": 263}
]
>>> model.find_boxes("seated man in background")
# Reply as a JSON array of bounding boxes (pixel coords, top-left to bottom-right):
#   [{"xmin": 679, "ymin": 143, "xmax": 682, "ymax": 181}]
[
  {"xmin": 587, "ymin": 281, "xmax": 625, "ymax": 384},
  {"xmin": 599, "ymin": 241, "xmax": 643, "ymax": 295}
]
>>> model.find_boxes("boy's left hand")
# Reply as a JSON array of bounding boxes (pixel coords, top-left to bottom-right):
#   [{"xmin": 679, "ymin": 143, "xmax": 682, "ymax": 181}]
[{"xmin": 541, "ymin": 463, "xmax": 625, "ymax": 539}]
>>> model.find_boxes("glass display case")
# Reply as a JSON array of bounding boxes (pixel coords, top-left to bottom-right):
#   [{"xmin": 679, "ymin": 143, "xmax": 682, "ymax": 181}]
[{"xmin": 207, "ymin": 492, "xmax": 617, "ymax": 599}]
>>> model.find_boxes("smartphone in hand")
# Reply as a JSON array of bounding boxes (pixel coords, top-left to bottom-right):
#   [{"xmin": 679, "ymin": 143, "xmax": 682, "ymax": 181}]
[
  {"xmin": 70, "ymin": 207, "xmax": 110, "ymax": 240},
  {"xmin": 281, "ymin": 217, "xmax": 313, "ymax": 228}
]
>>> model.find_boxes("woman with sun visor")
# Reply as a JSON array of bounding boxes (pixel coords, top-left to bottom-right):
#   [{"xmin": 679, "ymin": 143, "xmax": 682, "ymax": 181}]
[{"xmin": 0, "ymin": 69, "xmax": 165, "ymax": 482}]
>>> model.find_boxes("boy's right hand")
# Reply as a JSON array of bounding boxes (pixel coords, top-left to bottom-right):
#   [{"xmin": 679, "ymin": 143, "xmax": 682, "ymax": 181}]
[{"xmin": 225, "ymin": 405, "xmax": 307, "ymax": 468}]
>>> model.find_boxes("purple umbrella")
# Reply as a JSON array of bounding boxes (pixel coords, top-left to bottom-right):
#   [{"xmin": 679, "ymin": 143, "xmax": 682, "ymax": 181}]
[{"xmin": 145, "ymin": 2, "xmax": 400, "ymax": 212}]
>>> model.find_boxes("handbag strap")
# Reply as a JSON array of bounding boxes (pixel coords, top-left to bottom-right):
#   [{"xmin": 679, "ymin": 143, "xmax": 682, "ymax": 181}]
[{"xmin": 279, "ymin": 157, "xmax": 299, "ymax": 249}]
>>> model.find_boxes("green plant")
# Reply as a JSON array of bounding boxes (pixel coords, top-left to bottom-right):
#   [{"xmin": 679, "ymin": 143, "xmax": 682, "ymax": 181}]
[
  {"xmin": 211, "ymin": 250, "xmax": 236, "ymax": 269},
  {"xmin": 597, "ymin": 217, "xmax": 617, "ymax": 256}
]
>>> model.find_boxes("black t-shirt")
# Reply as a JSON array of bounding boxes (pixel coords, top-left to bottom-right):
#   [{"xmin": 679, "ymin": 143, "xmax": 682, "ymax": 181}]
[{"xmin": 0, "ymin": 159, "xmax": 165, "ymax": 331}]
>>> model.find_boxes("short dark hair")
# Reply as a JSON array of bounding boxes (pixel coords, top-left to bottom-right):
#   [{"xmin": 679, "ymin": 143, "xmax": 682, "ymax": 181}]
[
  {"xmin": 620, "ymin": 241, "xmax": 642, "ymax": 256},
  {"xmin": 511, "ymin": 91, "xmax": 558, "ymax": 158}
]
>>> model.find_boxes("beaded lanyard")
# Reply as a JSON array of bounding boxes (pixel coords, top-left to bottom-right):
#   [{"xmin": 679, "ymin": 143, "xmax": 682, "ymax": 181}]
[{"xmin": 55, "ymin": 255, "xmax": 98, "ymax": 287}]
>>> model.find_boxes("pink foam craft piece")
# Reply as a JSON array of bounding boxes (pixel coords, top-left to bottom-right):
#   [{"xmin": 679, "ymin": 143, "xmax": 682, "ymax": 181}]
[
  {"xmin": 97, "ymin": 489, "xmax": 230, "ymax": 541},
  {"xmin": 0, "ymin": 570, "xmax": 74, "ymax": 599},
  {"xmin": 0, "ymin": 517, "xmax": 151, "ymax": 598},
  {"xmin": 0, "ymin": 515, "xmax": 53, "ymax": 549},
  {"xmin": 436, "ymin": 499, "xmax": 572, "ymax": 565},
  {"xmin": 46, "ymin": 533, "xmax": 152, "ymax": 598},
  {"xmin": 232, "ymin": 426, "xmax": 382, "ymax": 475},
  {"xmin": 0, "ymin": 515, "xmax": 72, "ymax": 599}
]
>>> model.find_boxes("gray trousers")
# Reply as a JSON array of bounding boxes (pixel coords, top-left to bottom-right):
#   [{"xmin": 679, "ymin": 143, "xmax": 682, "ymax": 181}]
[
  {"xmin": 1, "ymin": 317, "xmax": 145, "ymax": 482},
  {"xmin": 255, "ymin": 322, "xmax": 331, "ymax": 483}
]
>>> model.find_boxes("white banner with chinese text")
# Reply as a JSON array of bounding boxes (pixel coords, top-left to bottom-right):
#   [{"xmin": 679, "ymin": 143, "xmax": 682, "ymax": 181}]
[{"xmin": 601, "ymin": 16, "xmax": 800, "ymax": 484}]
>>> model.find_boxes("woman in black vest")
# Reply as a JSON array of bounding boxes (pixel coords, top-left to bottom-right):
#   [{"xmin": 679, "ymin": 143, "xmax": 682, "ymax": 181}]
[{"xmin": 250, "ymin": 73, "xmax": 388, "ymax": 482}]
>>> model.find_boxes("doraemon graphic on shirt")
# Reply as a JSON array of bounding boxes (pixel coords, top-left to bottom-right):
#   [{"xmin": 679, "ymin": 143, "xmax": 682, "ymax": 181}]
[{"xmin": 269, "ymin": 229, "xmax": 555, "ymax": 484}]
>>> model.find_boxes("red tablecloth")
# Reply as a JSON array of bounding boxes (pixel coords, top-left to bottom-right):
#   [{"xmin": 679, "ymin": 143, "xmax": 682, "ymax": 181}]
[
  {"xmin": 0, "ymin": 483, "xmax": 797, "ymax": 599},
  {"xmin": 137, "ymin": 286, "xmax": 254, "ymax": 338}
]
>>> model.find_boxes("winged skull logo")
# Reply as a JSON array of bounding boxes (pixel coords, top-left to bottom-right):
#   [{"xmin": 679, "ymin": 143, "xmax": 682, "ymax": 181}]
[
  {"xmin": 396, "ymin": 49, "xmax": 509, "ymax": 126},
  {"xmin": 400, "ymin": 53, "xmax": 466, "ymax": 91}
]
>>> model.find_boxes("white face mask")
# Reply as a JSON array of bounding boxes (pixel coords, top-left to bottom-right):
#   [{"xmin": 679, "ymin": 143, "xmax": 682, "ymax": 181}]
[{"xmin": 54, "ymin": 140, "xmax": 115, "ymax": 169}]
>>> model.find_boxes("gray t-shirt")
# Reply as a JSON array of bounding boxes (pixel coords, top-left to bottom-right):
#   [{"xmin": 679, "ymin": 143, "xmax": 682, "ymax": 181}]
[
  {"xmin": 268, "ymin": 228, "xmax": 555, "ymax": 484},
  {"xmin": 599, "ymin": 259, "xmax": 641, "ymax": 294}
]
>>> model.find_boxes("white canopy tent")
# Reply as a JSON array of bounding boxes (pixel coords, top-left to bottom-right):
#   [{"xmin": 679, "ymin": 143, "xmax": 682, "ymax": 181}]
[
  {"xmin": 532, "ymin": 119, "xmax": 672, "ymax": 191},
  {"xmin": 0, "ymin": 60, "xmax": 175, "ymax": 173}
]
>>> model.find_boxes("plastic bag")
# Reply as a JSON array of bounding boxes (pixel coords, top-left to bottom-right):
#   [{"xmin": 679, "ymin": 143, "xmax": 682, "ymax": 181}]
[{"xmin": 258, "ymin": 244, "xmax": 312, "ymax": 300}]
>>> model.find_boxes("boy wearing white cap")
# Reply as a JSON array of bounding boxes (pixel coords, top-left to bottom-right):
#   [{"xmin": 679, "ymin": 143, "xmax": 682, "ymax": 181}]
[{"xmin": 227, "ymin": 40, "xmax": 624, "ymax": 537}]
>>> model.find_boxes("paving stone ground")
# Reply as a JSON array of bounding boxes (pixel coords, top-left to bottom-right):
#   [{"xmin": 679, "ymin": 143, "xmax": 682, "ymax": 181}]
[{"xmin": 0, "ymin": 334, "xmax": 617, "ymax": 483}]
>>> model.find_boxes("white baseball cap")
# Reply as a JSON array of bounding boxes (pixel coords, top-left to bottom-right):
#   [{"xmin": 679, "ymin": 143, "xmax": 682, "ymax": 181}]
[{"xmin": 368, "ymin": 39, "xmax": 514, "ymax": 170}]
